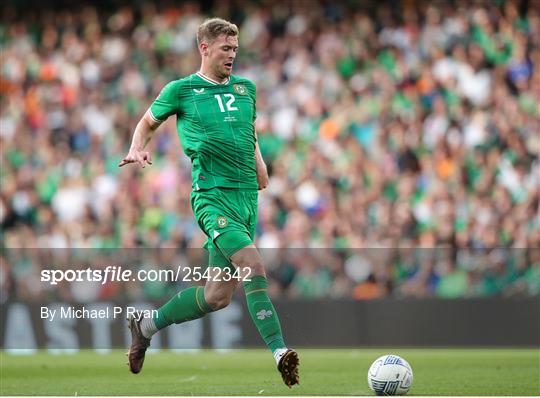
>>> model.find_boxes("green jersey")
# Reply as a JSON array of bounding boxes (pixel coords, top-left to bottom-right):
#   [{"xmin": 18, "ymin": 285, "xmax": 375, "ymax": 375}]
[{"xmin": 149, "ymin": 72, "xmax": 258, "ymax": 191}]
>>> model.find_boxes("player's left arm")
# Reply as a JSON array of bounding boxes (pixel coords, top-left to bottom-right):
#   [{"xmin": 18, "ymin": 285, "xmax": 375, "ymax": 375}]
[
  {"xmin": 249, "ymin": 80, "xmax": 268, "ymax": 190},
  {"xmin": 254, "ymin": 133, "xmax": 268, "ymax": 190}
]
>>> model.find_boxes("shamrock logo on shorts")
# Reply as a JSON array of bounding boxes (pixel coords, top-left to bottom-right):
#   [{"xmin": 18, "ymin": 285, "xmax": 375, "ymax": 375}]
[{"xmin": 217, "ymin": 216, "xmax": 228, "ymax": 228}]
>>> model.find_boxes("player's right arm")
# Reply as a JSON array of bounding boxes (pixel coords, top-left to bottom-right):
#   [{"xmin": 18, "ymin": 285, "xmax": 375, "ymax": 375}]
[
  {"xmin": 119, "ymin": 80, "xmax": 182, "ymax": 168},
  {"xmin": 118, "ymin": 111, "xmax": 160, "ymax": 168}
]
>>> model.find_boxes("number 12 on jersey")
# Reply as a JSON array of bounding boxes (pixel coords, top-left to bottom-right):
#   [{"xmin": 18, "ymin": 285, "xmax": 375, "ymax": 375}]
[{"xmin": 214, "ymin": 94, "xmax": 238, "ymax": 112}]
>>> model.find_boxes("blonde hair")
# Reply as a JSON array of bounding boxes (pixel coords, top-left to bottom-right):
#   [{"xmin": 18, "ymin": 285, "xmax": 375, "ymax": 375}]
[{"xmin": 197, "ymin": 18, "xmax": 239, "ymax": 46}]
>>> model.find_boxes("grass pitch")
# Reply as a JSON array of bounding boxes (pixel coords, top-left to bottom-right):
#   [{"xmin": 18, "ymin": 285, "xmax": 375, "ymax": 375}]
[{"xmin": 1, "ymin": 348, "xmax": 538, "ymax": 396}]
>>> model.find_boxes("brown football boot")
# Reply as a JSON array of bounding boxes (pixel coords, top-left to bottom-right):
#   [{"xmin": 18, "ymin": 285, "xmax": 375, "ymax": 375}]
[
  {"xmin": 126, "ymin": 313, "xmax": 151, "ymax": 374},
  {"xmin": 277, "ymin": 349, "xmax": 300, "ymax": 388}
]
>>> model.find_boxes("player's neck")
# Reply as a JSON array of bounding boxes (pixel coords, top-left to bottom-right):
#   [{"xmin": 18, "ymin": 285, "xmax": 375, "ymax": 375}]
[{"xmin": 197, "ymin": 67, "xmax": 229, "ymax": 84}]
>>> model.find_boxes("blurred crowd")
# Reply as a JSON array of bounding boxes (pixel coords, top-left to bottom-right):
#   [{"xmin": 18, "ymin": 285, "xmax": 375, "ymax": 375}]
[{"xmin": 1, "ymin": 0, "xmax": 539, "ymax": 300}]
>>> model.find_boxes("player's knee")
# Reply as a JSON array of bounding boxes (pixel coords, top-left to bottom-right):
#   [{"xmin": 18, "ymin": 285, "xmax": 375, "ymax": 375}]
[
  {"xmin": 205, "ymin": 291, "xmax": 232, "ymax": 311},
  {"xmin": 230, "ymin": 247, "xmax": 266, "ymax": 277},
  {"xmin": 244, "ymin": 261, "xmax": 265, "ymax": 276}
]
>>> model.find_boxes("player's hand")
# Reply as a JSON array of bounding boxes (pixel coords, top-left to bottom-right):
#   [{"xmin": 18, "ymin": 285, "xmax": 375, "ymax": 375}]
[{"xmin": 118, "ymin": 149, "xmax": 153, "ymax": 168}]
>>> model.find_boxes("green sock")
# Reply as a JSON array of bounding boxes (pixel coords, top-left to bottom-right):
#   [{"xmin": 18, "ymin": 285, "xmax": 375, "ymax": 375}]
[
  {"xmin": 154, "ymin": 286, "xmax": 212, "ymax": 330},
  {"xmin": 243, "ymin": 275, "xmax": 286, "ymax": 353}
]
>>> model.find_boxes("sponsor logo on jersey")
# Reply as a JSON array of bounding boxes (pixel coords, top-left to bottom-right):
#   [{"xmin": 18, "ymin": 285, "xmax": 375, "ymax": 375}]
[
  {"xmin": 193, "ymin": 88, "xmax": 205, "ymax": 94},
  {"xmin": 216, "ymin": 216, "xmax": 228, "ymax": 228},
  {"xmin": 233, "ymin": 84, "xmax": 247, "ymax": 95}
]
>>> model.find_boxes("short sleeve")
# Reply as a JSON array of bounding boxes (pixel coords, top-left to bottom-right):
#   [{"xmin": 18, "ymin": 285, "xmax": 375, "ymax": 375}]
[{"xmin": 149, "ymin": 80, "xmax": 182, "ymax": 122}]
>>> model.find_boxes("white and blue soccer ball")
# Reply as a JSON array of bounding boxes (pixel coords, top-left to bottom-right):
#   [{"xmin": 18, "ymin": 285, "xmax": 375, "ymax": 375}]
[{"xmin": 367, "ymin": 354, "xmax": 413, "ymax": 396}]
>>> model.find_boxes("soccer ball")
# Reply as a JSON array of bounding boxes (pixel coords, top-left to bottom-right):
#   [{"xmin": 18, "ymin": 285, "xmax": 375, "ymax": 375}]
[{"xmin": 367, "ymin": 354, "xmax": 413, "ymax": 396}]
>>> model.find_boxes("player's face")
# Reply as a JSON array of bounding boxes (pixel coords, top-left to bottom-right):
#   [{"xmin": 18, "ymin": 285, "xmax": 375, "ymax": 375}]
[{"xmin": 204, "ymin": 34, "xmax": 238, "ymax": 79}]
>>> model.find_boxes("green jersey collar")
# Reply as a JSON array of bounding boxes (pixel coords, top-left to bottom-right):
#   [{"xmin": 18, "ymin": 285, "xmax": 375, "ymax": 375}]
[{"xmin": 196, "ymin": 71, "xmax": 230, "ymax": 85}]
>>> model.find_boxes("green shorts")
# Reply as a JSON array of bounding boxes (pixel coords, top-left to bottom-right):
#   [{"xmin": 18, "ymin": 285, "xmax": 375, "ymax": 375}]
[{"xmin": 190, "ymin": 188, "xmax": 258, "ymax": 269}]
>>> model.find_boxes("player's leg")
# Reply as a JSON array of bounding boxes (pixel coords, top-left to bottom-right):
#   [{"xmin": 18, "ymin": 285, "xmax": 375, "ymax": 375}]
[
  {"xmin": 127, "ymin": 241, "xmax": 240, "ymax": 374},
  {"xmin": 212, "ymin": 190, "xmax": 299, "ymax": 387},
  {"xmin": 225, "ymin": 241, "xmax": 299, "ymax": 387},
  {"xmin": 127, "ymin": 283, "xmax": 214, "ymax": 374},
  {"xmin": 127, "ymin": 191, "xmax": 236, "ymax": 374},
  {"xmin": 203, "ymin": 242, "xmax": 239, "ymax": 311}
]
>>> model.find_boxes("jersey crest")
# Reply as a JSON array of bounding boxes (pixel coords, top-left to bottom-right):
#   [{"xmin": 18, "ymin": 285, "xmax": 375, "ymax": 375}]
[{"xmin": 233, "ymin": 84, "xmax": 247, "ymax": 95}]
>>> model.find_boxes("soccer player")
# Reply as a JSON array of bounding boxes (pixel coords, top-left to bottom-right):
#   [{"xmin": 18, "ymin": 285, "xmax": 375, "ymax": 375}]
[{"xmin": 118, "ymin": 18, "xmax": 300, "ymax": 387}]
